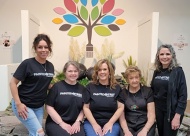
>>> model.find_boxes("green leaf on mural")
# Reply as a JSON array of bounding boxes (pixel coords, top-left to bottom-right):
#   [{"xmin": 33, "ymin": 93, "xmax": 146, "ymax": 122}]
[
  {"xmin": 80, "ymin": 6, "xmax": 88, "ymax": 20},
  {"xmin": 94, "ymin": 26, "xmax": 112, "ymax": 36},
  {"xmin": 100, "ymin": 0, "xmax": 106, "ymax": 4},
  {"xmin": 68, "ymin": 26, "xmax": 85, "ymax": 36},
  {"xmin": 73, "ymin": 0, "xmax": 79, "ymax": 3},
  {"xmin": 91, "ymin": 6, "xmax": 99, "ymax": 21}
]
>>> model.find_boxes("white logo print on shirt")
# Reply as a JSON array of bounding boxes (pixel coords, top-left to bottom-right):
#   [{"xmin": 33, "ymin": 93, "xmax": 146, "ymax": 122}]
[
  {"xmin": 155, "ymin": 76, "xmax": 169, "ymax": 81},
  {"xmin": 93, "ymin": 93, "xmax": 115, "ymax": 97}
]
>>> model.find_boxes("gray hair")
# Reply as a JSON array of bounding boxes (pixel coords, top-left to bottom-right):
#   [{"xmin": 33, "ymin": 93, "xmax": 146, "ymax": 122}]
[{"xmin": 154, "ymin": 44, "xmax": 179, "ymax": 71}]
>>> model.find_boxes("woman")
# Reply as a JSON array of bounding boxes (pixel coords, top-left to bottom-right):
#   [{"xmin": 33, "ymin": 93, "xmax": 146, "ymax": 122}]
[
  {"xmin": 151, "ymin": 44, "xmax": 187, "ymax": 136},
  {"xmin": 83, "ymin": 59, "xmax": 124, "ymax": 136},
  {"xmin": 45, "ymin": 61, "xmax": 85, "ymax": 136},
  {"xmin": 120, "ymin": 66, "xmax": 155, "ymax": 136},
  {"xmin": 10, "ymin": 34, "xmax": 54, "ymax": 136}
]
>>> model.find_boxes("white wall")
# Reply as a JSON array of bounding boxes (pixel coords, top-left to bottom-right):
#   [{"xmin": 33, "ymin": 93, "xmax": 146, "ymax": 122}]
[{"xmin": 0, "ymin": 0, "xmax": 189, "ymax": 99}]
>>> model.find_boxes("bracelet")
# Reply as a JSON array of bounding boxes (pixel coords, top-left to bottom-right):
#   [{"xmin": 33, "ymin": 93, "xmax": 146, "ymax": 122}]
[{"xmin": 76, "ymin": 120, "xmax": 82, "ymax": 124}]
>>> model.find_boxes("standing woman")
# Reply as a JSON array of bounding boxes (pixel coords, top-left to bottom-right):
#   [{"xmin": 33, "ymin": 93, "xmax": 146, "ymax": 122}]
[
  {"xmin": 151, "ymin": 44, "xmax": 187, "ymax": 136},
  {"xmin": 45, "ymin": 61, "xmax": 85, "ymax": 136},
  {"xmin": 10, "ymin": 34, "xmax": 54, "ymax": 136},
  {"xmin": 83, "ymin": 59, "xmax": 124, "ymax": 136},
  {"xmin": 119, "ymin": 66, "xmax": 155, "ymax": 136}
]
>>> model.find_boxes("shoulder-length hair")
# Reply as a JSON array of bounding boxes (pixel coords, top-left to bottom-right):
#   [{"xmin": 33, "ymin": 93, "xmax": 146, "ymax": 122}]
[
  {"xmin": 92, "ymin": 59, "xmax": 117, "ymax": 89},
  {"xmin": 154, "ymin": 44, "xmax": 179, "ymax": 71}
]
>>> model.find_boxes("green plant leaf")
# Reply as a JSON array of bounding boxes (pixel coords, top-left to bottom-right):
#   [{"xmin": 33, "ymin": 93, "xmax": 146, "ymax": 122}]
[
  {"xmin": 91, "ymin": 6, "xmax": 99, "ymax": 21},
  {"xmin": 94, "ymin": 26, "xmax": 112, "ymax": 36},
  {"xmin": 80, "ymin": 5, "xmax": 88, "ymax": 20},
  {"xmin": 68, "ymin": 26, "xmax": 85, "ymax": 37}
]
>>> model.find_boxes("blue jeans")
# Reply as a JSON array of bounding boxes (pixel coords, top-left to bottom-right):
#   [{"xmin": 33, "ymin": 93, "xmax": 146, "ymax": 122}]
[
  {"xmin": 84, "ymin": 120, "xmax": 120, "ymax": 136},
  {"xmin": 12, "ymin": 99, "xmax": 44, "ymax": 136}
]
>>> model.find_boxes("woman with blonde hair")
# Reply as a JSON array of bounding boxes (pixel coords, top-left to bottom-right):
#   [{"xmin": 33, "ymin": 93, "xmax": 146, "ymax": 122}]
[
  {"xmin": 120, "ymin": 66, "xmax": 156, "ymax": 136},
  {"xmin": 83, "ymin": 59, "xmax": 124, "ymax": 136}
]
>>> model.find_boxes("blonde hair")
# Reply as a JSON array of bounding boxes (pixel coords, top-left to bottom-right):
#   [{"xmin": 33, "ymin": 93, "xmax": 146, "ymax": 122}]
[
  {"xmin": 92, "ymin": 59, "xmax": 117, "ymax": 89},
  {"xmin": 124, "ymin": 66, "xmax": 142, "ymax": 80}
]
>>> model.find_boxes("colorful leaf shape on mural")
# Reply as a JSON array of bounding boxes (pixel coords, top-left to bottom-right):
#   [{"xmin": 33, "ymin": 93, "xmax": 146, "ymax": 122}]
[
  {"xmin": 80, "ymin": 0, "xmax": 87, "ymax": 6},
  {"xmin": 63, "ymin": 14, "xmax": 79, "ymax": 24},
  {"xmin": 92, "ymin": 0, "xmax": 98, "ymax": 6},
  {"xmin": 53, "ymin": 7, "xmax": 66, "ymax": 15},
  {"xmin": 68, "ymin": 26, "xmax": 85, "ymax": 37},
  {"xmin": 112, "ymin": 9, "xmax": 124, "ymax": 16},
  {"xmin": 59, "ymin": 24, "xmax": 72, "ymax": 31},
  {"xmin": 101, "ymin": 15, "xmax": 116, "ymax": 24},
  {"xmin": 80, "ymin": 6, "xmax": 88, "ymax": 20},
  {"xmin": 100, "ymin": 0, "xmax": 106, "ymax": 4},
  {"xmin": 115, "ymin": 19, "xmax": 126, "ymax": 25},
  {"xmin": 108, "ymin": 24, "xmax": 120, "ymax": 31},
  {"xmin": 64, "ymin": 0, "xmax": 76, "ymax": 13},
  {"xmin": 103, "ymin": 0, "xmax": 115, "ymax": 14},
  {"xmin": 74, "ymin": 0, "xmax": 79, "ymax": 3},
  {"xmin": 94, "ymin": 26, "xmax": 112, "ymax": 36},
  {"xmin": 91, "ymin": 6, "xmax": 99, "ymax": 21},
  {"xmin": 52, "ymin": 18, "xmax": 63, "ymax": 24}
]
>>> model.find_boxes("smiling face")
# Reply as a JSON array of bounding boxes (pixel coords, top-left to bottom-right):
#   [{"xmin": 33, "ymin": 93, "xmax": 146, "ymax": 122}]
[
  {"xmin": 159, "ymin": 47, "xmax": 172, "ymax": 68},
  {"xmin": 98, "ymin": 63, "xmax": 110, "ymax": 85},
  {"xmin": 127, "ymin": 71, "xmax": 140, "ymax": 89},
  {"xmin": 35, "ymin": 40, "xmax": 50, "ymax": 61},
  {"xmin": 65, "ymin": 64, "xmax": 79, "ymax": 84}
]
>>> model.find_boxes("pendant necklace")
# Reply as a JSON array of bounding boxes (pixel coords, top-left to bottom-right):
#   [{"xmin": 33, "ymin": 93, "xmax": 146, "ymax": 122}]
[{"xmin": 41, "ymin": 63, "xmax": 46, "ymax": 71}]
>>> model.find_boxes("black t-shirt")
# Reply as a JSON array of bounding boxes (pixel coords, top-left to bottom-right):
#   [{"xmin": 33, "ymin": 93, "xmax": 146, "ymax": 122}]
[
  {"xmin": 46, "ymin": 80, "xmax": 85, "ymax": 124},
  {"xmin": 123, "ymin": 86, "xmax": 154, "ymax": 129},
  {"xmin": 13, "ymin": 58, "xmax": 54, "ymax": 108},
  {"xmin": 152, "ymin": 68, "xmax": 170, "ymax": 110},
  {"xmin": 83, "ymin": 83, "xmax": 125, "ymax": 126}
]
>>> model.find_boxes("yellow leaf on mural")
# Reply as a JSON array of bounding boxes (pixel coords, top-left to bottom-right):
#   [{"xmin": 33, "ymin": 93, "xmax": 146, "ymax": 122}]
[
  {"xmin": 115, "ymin": 19, "xmax": 126, "ymax": 25},
  {"xmin": 68, "ymin": 26, "xmax": 85, "ymax": 37},
  {"xmin": 52, "ymin": 18, "xmax": 63, "ymax": 24},
  {"xmin": 94, "ymin": 26, "xmax": 112, "ymax": 36}
]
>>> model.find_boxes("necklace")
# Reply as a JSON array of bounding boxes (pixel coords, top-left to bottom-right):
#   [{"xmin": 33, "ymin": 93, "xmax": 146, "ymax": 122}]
[{"xmin": 41, "ymin": 63, "xmax": 46, "ymax": 71}]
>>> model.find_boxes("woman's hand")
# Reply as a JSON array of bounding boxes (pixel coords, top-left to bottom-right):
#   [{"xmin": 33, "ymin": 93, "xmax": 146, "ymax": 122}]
[
  {"xmin": 92, "ymin": 123, "xmax": 103, "ymax": 136},
  {"xmin": 171, "ymin": 113, "xmax": 181, "ymax": 130},
  {"xmin": 17, "ymin": 103, "xmax": 28, "ymax": 120},
  {"xmin": 71, "ymin": 121, "xmax": 81, "ymax": 134},
  {"xmin": 137, "ymin": 128, "xmax": 148, "ymax": 136},
  {"xmin": 124, "ymin": 130, "xmax": 133, "ymax": 136},
  {"xmin": 102, "ymin": 122, "xmax": 113, "ymax": 135},
  {"xmin": 59, "ymin": 122, "xmax": 72, "ymax": 134}
]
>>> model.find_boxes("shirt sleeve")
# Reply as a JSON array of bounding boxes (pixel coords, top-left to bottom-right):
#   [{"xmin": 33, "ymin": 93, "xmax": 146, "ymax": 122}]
[
  {"xmin": 116, "ymin": 85, "xmax": 125, "ymax": 104},
  {"xmin": 82, "ymin": 84, "xmax": 91, "ymax": 104},
  {"xmin": 45, "ymin": 84, "xmax": 58, "ymax": 107},
  {"xmin": 13, "ymin": 60, "xmax": 28, "ymax": 81},
  {"xmin": 146, "ymin": 87, "xmax": 154, "ymax": 103}
]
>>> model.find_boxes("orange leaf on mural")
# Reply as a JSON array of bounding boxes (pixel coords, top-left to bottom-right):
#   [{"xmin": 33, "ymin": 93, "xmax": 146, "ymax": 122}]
[
  {"xmin": 52, "ymin": 18, "xmax": 63, "ymax": 24},
  {"xmin": 115, "ymin": 19, "xmax": 126, "ymax": 25}
]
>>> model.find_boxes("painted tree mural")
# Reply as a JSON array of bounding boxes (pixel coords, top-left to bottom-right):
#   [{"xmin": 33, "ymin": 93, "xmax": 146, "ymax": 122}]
[{"xmin": 52, "ymin": 0, "xmax": 126, "ymax": 57}]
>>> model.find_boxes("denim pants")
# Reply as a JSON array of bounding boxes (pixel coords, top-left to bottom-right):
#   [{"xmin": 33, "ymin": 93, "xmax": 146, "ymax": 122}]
[
  {"xmin": 84, "ymin": 120, "xmax": 120, "ymax": 136},
  {"xmin": 12, "ymin": 99, "xmax": 44, "ymax": 136}
]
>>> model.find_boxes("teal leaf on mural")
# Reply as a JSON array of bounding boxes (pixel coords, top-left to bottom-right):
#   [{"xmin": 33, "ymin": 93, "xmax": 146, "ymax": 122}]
[
  {"xmin": 59, "ymin": 24, "xmax": 72, "ymax": 31},
  {"xmin": 80, "ymin": 0, "xmax": 87, "ymax": 6},
  {"xmin": 64, "ymin": 0, "xmax": 76, "ymax": 13},
  {"xmin": 68, "ymin": 26, "xmax": 85, "ymax": 36},
  {"xmin": 108, "ymin": 24, "xmax": 120, "ymax": 31},
  {"xmin": 103, "ymin": 0, "xmax": 114, "ymax": 14},
  {"xmin": 101, "ymin": 15, "xmax": 116, "ymax": 24},
  {"xmin": 91, "ymin": 6, "xmax": 99, "ymax": 21},
  {"xmin": 63, "ymin": 14, "xmax": 79, "ymax": 24},
  {"xmin": 100, "ymin": 0, "xmax": 106, "ymax": 4},
  {"xmin": 94, "ymin": 26, "xmax": 112, "ymax": 36},
  {"xmin": 92, "ymin": 0, "xmax": 98, "ymax": 6},
  {"xmin": 80, "ymin": 6, "xmax": 88, "ymax": 20}
]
